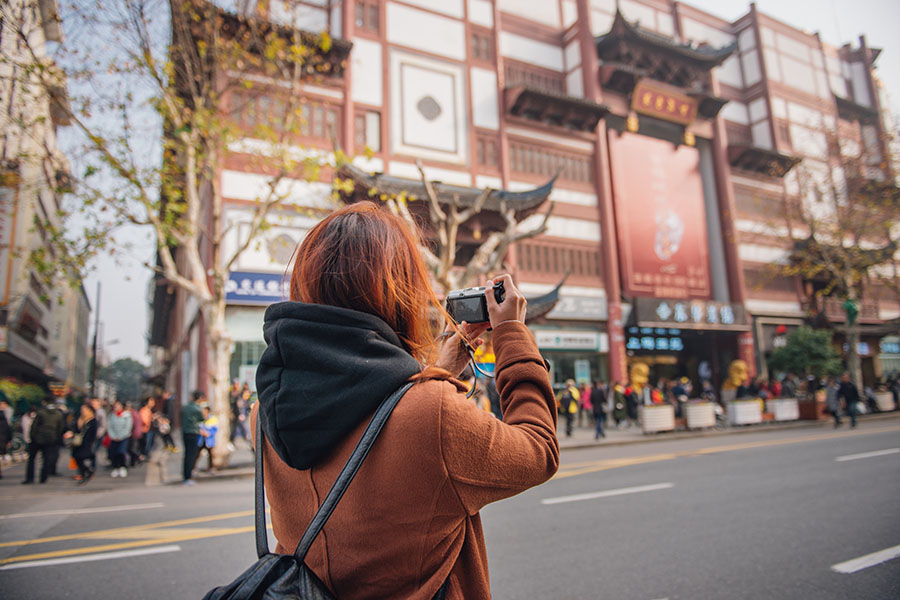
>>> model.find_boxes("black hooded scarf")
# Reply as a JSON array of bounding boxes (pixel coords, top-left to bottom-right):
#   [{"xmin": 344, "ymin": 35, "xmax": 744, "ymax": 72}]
[{"xmin": 255, "ymin": 301, "xmax": 422, "ymax": 471}]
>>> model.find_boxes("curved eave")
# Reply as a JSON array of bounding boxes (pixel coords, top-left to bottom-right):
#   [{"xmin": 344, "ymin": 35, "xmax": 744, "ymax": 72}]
[
  {"xmin": 505, "ymin": 86, "xmax": 609, "ymax": 132},
  {"xmin": 834, "ymin": 94, "xmax": 879, "ymax": 123},
  {"xmin": 524, "ymin": 276, "xmax": 567, "ymax": 323},
  {"xmin": 728, "ymin": 145, "xmax": 800, "ymax": 178},
  {"xmin": 336, "ymin": 164, "xmax": 555, "ymax": 216},
  {"xmin": 596, "ymin": 10, "xmax": 736, "ymax": 68}
]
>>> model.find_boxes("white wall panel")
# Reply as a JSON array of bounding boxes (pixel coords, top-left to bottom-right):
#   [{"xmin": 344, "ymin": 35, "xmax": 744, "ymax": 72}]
[
  {"xmin": 770, "ymin": 96, "xmax": 787, "ymax": 119},
  {"xmin": 720, "ymin": 101, "xmax": 749, "ymax": 125},
  {"xmin": 519, "ymin": 283, "xmax": 606, "ymax": 298},
  {"xmin": 738, "ymin": 243, "xmax": 789, "ymax": 264},
  {"xmin": 498, "ymin": 0, "xmax": 559, "ymax": 27},
  {"xmin": 351, "ymin": 37, "xmax": 383, "ymax": 107},
  {"xmin": 516, "ymin": 214, "xmax": 601, "ymax": 242},
  {"xmin": 590, "ymin": 9, "xmax": 614, "ymax": 35},
  {"xmin": 748, "ymin": 97, "xmax": 768, "ymax": 122},
  {"xmin": 745, "ymin": 299, "xmax": 803, "ymax": 315},
  {"xmin": 850, "ymin": 62, "xmax": 872, "ymax": 107},
  {"xmin": 499, "ymin": 32, "xmax": 564, "ymax": 71},
  {"xmin": 549, "ymin": 188, "xmax": 597, "ymax": 207},
  {"xmin": 388, "ymin": 161, "xmax": 472, "ymax": 186},
  {"xmin": 390, "ymin": 51, "xmax": 468, "ymax": 164},
  {"xmin": 656, "ymin": 13, "xmax": 674, "ymax": 37},
  {"xmin": 738, "ymin": 28, "xmax": 756, "ymax": 52},
  {"xmin": 751, "ymin": 121, "xmax": 772, "ymax": 149},
  {"xmin": 681, "ymin": 18, "xmax": 735, "ymax": 47},
  {"xmin": 566, "ymin": 70, "xmax": 584, "ymax": 98},
  {"xmin": 387, "ymin": 3, "xmax": 466, "ymax": 61},
  {"xmin": 775, "ymin": 33, "xmax": 810, "ymax": 61},
  {"xmin": 742, "ymin": 50, "xmax": 762, "ymax": 86},
  {"xmin": 475, "ymin": 175, "xmax": 503, "ymax": 189},
  {"xmin": 716, "ymin": 54, "xmax": 744, "ymax": 88},
  {"xmin": 506, "ymin": 126, "xmax": 594, "ymax": 152},
  {"xmin": 620, "ymin": 0, "xmax": 655, "ymax": 29},
  {"xmin": 221, "ymin": 170, "xmax": 335, "ymax": 209},
  {"xmin": 269, "ymin": 1, "xmax": 327, "ymax": 29},
  {"xmin": 561, "ymin": 0, "xmax": 578, "ymax": 27},
  {"xmin": 401, "ymin": 0, "xmax": 463, "ymax": 19},
  {"xmin": 471, "ymin": 67, "xmax": 499, "ymax": 130},
  {"xmin": 468, "ymin": 0, "xmax": 493, "ymax": 27},
  {"xmin": 565, "ymin": 40, "xmax": 581, "ymax": 71}
]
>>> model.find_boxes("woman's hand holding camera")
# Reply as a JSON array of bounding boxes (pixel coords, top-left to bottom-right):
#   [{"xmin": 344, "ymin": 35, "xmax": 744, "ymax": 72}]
[
  {"xmin": 436, "ymin": 321, "xmax": 490, "ymax": 377},
  {"xmin": 486, "ymin": 274, "xmax": 526, "ymax": 328}
]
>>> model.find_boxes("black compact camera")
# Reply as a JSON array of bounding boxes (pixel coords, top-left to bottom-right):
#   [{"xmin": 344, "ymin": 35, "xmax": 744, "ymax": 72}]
[{"xmin": 445, "ymin": 281, "xmax": 506, "ymax": 324}]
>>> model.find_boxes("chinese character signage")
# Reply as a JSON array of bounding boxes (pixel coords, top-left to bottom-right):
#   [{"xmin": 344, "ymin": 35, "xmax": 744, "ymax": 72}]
[
  {"xmin": 608, "ymin": 131, "xmax": 712, "ymax": 299},
  {"xmin": 225, "ymin": 271, "xmax": 289, "ymax": 305},
  {"xmin": 631, "ymin": 80, "xmax": 698, "ymax": 126},
  {"xmin": 635, "ymin": 297, "xmax": 748, "ymax": 331},
  {"xmin": 625, "ymin": 327, "xmax": 684, "ymax": 352},
  {"xmin": 535, "ymin": 329, "xmax": 609, "ymax": 352}
]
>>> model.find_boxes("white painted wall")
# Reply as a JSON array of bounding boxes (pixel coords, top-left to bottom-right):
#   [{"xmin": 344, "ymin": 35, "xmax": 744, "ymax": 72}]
[
  {"xmin": 681, "ymin": 18, "xmax": 735, "ymax": 47},
  {"xmin": 751, "ymin": 121, "xmax": 772, "ymax": 149},
  {"xmin": 387, "ymin": 2, "xmax": 466, "ymax": 61},
  {"xmin": 561, "ymin": 0, "xmax": 578, "ymax": 28},
  {"xmin": 497, "ymin": 0, "xmax": 559, "ymax": 27},
  {"xmin": 565, "ymin": 40, "xmax": 581, "ymax": 71},
  {"xmin": 850, "ymin": 62, "xmax": 872, "ymax": 107},
  {"xmin": 745, "ymin": 299, "xmax": 803, "ymax": 316},
  {"xmin": 499, "ymin": 31, "xmax": 564, "ymax": 71},
  {"xmin": 401, "ymin": 0, "xmax": 463, "ymax": 19},
  {"xmin": 716, "ymin": 54, "xmax": 744, "ymax": 89},
  {"xmin": 352, "ymin": 37, "xmax": 383, "ymax": 107},
  {"xmin": 471, "ymin": 67, "xmax": 499, "ymax": 130},
  {"xmin": 720, "ymin": 100, "xmax": 749, "ymax": 125},
  {"xmin": 388, "ymin": 161, "xmax": 472, "ymax": 186},
  {"xmin": 742, "ymin": 50, "xmax": 762, "ymax": 86},
  {"xmin": 221, "ymin": 170, "xmax": 335, "ymax": 209},
  {"xmin": 738, "ymin": 243, "xmax": 789, "ymax": 264},
  {"xmin": 748, "ymin": 97, "xmax": 768, "ymax": 122},
  {"xmin": 517, "ymin": 214, "xmax": 601, "ymax": 242},
  {"xmin": 468, "ymin": 0, "xmax": 493, "ymax": 27},
  {"xmin": 566, "ymin": 70, "xmax": 584, "ymax": 98}
]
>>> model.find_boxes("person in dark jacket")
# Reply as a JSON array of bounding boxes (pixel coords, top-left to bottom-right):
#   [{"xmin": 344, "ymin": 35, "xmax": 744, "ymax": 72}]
[
  {"xmin": 0, "ymin": 410, "xmax": 10, "ymax": 479},
  {"xmin": 591, "ymin": 380, "xmax": 607, "ymax": 439},
  {"xmin": 66, "ymin": 403, "xmax": 98, "ymax": 484},
  {"xmin": 181, "ymin": 390, "xmax": 205, "ymax": 485},
  {"xmin": 837, "ymin": 372, "xmax": 861, "ymax": 428},
  {"xmin": 23, "ymin": 398, "xmax": 64, "ymax": 484}
]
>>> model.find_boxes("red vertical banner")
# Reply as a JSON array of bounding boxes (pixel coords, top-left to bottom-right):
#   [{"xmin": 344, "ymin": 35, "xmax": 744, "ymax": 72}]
[{"xmin": 607, "ymin": 130, "xmax": 712, "ymax": 300}]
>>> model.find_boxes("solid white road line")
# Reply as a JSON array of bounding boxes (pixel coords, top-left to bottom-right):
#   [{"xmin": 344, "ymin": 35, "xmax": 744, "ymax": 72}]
[
  {"xmin": 0, "ymin": 545, "xmax": 182, "ymax": 571},
  {"xmin": 541, "ymin": 483, "xmax": 674, "ymax": 506},
  {"xmin": 831, "ymin": 544, "xmax": 900, "ymax": 574},
  {"xmin": 0, "ymin": 502, "xmax": 165, "ymax": 520},
  {"xmin": 835, "ymin": 448, "xmax": 900, "ymax": 462}
]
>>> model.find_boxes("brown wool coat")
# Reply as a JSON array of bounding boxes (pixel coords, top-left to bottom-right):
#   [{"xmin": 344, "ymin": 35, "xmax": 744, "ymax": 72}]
[{"xmin": 250, "ymin": 321, "xmax": 558, "ymax": 599}]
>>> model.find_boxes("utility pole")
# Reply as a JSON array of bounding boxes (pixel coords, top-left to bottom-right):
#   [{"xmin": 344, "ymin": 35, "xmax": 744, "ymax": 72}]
[{"xmin": 89, "ymin": 281, "xmax": 100, "ymax": 398}]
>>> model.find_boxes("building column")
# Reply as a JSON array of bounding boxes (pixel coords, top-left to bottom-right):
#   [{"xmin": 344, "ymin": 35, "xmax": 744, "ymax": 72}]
[
  {"xmin": 340, "ymin": 0, "xmax": 355, "ymax": 155},
  {"xmin": 576, "ymin": 0, "xmax": 626, "ymax": 384}
]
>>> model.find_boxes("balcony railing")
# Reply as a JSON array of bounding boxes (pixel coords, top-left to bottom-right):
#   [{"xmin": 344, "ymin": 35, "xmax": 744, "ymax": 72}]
[{"xmin": 823, "ymin": 297, "xmax": 880, "ymax": 323}]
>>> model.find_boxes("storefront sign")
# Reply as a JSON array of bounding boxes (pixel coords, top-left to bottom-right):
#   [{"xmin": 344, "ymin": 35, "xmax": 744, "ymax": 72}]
[
  {"xmin": 546, "ymin": 295, "xmax": 608, "ymax": 321},
  {"xmin": 631, "ymin": 80, "xmax": 698, "ymax": 126},
  {"xmin": 225, "ymin": 271, "xmax": 288, "ymax": 305},
  {"xmin": 608, "ymin": 131, "xmax": 711, "ymax": 299},
  {"xmin": 535, "ymin": 329, "xmax": 609, "ymax": 352},
  {"xmin": 625, "ymin": 327, "xmax": 684, "ymax": 352},
  {"xmin": 880, "ymin": 337, "xmax": 900, "ymax": 355},
  {"xmin": 574, "ymin": 359, "xmax": 591, "ymax": 384},
  {"xmin": 634, "ymin": 297, "xmax": 748, "ymax": 331}
]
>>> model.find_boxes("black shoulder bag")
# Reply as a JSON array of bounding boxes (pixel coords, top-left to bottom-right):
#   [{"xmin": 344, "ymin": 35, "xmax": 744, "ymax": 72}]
[{"xmin": 203, "ymin": 382, "xmax": 448, "ymax": 600}]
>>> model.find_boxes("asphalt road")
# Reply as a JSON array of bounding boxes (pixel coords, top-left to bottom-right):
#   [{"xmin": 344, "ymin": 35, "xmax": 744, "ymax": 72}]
[{"xmin": 1, "ymin": 422, "xmax": 898, "ymax": 599}]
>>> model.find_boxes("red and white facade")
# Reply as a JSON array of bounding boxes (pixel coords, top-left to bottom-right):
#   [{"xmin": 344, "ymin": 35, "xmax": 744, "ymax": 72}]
[{"xmin": 150, "ymin": 0, "xmax": 900, "ymax": 404}]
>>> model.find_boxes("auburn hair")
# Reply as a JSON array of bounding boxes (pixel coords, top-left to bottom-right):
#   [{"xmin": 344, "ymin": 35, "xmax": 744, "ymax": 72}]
[{"xmin": 290, "ymin": 201, "xmax": 451, "ymax": 366}]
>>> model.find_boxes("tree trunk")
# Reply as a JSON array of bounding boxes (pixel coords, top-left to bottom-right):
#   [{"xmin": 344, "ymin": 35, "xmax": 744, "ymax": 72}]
[
  {"xmin": 847, "ymin": 321, "xmax": 862, "ymax": 390},
  {"xmin": 206, "ymin": 297, "xmax": 234, "ymax": 468}
]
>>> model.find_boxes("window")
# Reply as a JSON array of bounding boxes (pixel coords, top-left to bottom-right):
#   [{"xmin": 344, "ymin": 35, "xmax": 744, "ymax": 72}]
[
  {"xmin": 508, "ymin": 139, "xmax": 592, "ymax": 184},
  {"xmin": 471, "ymin": 28, "xmax": 493, "ymax": 63},
  {"xmin": 355, "ymin": 0, "xmax": 379, "ymax": 33},
  {"xmin": 475, "ymin": 133, "xmax": 498, "ymax": 168},
  {"xmin": 518, "ymin": 243, "xmax": 602, "ymax": 278},
  {"xmin": 354, "ymin": 110, "xmax": 381, "ymax": 152}
]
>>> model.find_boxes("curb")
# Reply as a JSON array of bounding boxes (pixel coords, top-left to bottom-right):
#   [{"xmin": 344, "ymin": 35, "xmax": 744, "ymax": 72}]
[{"xmin": 558, "ymin": 410, "xmax": 900, "ymax": 451}]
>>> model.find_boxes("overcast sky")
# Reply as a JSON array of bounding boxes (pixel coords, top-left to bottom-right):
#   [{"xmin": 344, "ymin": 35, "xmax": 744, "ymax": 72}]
[{"xmin": 86, "ymin": 0, "xmax": 900, "ymax": 365}]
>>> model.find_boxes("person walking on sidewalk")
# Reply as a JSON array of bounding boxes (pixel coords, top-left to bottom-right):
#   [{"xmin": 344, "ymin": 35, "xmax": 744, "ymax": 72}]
[
  {"xmin": 558, "ymin": 379, "xmax": 580, "ymax": 437},
  {"xmin": 837, "ymin": 372, "xmax": 861, "ymax": 429},
  {"xmin": 107, "ymin": 401, "xmax": 133, "ymax": 478},
  {"xmin": 67, "ymin": 403, "xmax": 98, "ymax": 484},
  {"xmin": 181, "ymin": 390, "xmax": 205, "ymax": 485},
  {"xmin": 0, "ymin": 409, "xmax": 10, "ymax": 479},
  {"xmin": 194, "ymin": 405, "xmax": 218, "ymax": 474},
  {"xmin": 23, "ymin": 397, "xmax": 64, "ymax": 484},
  {"xmin": 89, "ymin": 398, "xmax": 107, "ymax": 470},
  {"xmin": 591, "ymin": 380, "xmax": 607, "ymax": 439},
  {"xmin": 128, "ymin": 401, "xmax": 144, "ymax": 466}
]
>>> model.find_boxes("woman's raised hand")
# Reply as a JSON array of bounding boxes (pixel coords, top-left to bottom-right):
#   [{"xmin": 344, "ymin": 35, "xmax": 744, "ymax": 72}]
[{"xmin": 485, "ymin": 274, "xmax": 526, "ymax": 327}]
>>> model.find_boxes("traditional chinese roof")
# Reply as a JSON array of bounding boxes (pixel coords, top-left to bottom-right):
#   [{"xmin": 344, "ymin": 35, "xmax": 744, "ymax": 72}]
[
  {"xmin": 596, "ymin": 10, "xmax": 736, "ymax": 68},
  {"xmin": 834, "ymin": 94, "xmax": 879, "ymax": 124},
  {"xmin": 335, "ymin": 163, "xmax": 556, "ymax": 219},
  {"xmin": 728, "ymin": 145, "xmax": 800, "ymax": 178},
  {"xmin": 690, "ymin": 93, "xmax": 730, "ymax": 120},
  {"xmin": 504, "ymin": 86, "xmax": 609, "ymax": 132},
  {"xmin": 524, "ymin": 276, "xmax": 566, "ymax": 323}
]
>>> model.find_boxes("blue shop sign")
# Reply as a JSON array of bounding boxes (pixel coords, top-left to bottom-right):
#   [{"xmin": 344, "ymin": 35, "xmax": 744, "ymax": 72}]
[{"xmin": 226, "ymin": 271, "xmax": 288, "ymax": 305}]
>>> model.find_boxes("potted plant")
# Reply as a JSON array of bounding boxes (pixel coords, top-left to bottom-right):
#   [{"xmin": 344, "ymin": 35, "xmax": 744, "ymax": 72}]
[{"xmin": 767, "ymin": 327, "xmax": 842, "ymax": 420}]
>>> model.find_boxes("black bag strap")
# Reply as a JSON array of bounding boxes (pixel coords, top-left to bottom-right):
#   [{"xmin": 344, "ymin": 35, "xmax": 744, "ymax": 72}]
[{"xmin": 253, "ymin": 381, "xmax": 415, "ymax": 560}]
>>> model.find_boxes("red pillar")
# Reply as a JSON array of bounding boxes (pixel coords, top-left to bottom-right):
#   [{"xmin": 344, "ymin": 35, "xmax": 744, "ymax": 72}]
[{"xmin": 576, "ymin": 0, "xmax": 626, "ymax": 384}]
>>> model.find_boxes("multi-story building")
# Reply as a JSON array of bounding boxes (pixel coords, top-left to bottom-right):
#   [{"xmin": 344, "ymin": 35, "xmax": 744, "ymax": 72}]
[
  {"xmin": 0, "ymin": 0, "xmax": 91, "ymax": 392},
  {"xmin": 150, "ymin": 0, "xmax": 899, "ymax": 403}
]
